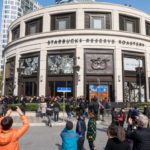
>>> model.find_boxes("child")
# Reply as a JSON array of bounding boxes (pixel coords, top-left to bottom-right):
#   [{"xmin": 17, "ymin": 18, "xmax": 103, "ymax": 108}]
[
  {"xmin": 61, "ymin": 121, "xmax": 79, "ymax": 150},
  {"xmin": 87, "ymin": 106, "xmax": 97, "ymax": 150},
  {"xmin": 76, "ymin": 109, "xmax": 86, "ymax": 150}
]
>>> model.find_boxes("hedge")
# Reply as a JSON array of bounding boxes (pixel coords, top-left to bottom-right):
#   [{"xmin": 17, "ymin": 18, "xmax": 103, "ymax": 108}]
[
  {"xmin": 8, "ymin": 103, "xmax": 80, "ymax": 112},
  {"xmin": 8, "ymin": 103, "xmax": 39, "ymax": 111}
]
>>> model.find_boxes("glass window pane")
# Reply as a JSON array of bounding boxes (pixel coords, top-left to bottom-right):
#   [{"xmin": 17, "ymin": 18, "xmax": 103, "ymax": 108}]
[
  {"xmin": 126, "ymin": 21, "xmax": 134, "ymax": 32},
  {"xmin": 29, "ymin": 24, "xmax": 36, "ymax": 34},
  {"xmin": 58, "ymin": 20, "xmax": 67, "ymax": 30},
  {"xmin": 91, "ymin": 16, "xmax": 104, "ymax": 29}
]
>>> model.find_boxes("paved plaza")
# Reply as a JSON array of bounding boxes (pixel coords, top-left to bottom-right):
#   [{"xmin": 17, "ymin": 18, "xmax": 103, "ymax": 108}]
[
  {"xmin": 12, "ymin": 112, "xmax": 111, "ymax": 150},
  {"xmin": 19, "ymin": 123, "xmax": 108, "ymax": 150}
]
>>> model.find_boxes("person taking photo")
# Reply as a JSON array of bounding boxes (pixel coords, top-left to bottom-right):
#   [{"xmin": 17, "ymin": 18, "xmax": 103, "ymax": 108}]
[{"xmin": 0, "ymin": 106, "xmax": 29, "ymax": 150}]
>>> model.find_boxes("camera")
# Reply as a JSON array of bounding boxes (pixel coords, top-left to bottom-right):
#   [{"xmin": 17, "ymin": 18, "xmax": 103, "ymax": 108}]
[{"xmin": 11, "ymin": 106, "xmax": 17, "ymax": 111}]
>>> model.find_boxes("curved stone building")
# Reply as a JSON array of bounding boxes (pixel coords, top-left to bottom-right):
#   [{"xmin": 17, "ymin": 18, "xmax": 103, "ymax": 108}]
[{"xmin": 3, "ymin": 2, "xmax": 150, "ymax": 102}]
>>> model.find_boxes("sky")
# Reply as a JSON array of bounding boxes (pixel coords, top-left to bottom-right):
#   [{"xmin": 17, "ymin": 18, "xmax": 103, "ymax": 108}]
[{"xmin": 36, "ymin": 0, "xmax": 150, "ymax": 14}]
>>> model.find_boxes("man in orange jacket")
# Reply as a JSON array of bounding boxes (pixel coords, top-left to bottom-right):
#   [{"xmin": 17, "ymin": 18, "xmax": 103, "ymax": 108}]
[{"xmin": 0, "ymin": 106, "xmax": 29, "ymax": 150}]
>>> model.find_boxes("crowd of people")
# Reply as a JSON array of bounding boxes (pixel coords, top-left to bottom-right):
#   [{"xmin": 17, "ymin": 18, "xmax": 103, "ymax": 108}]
[{"xmin": 0, "ymin": 95, "xmax": 150, "ymax": 150}]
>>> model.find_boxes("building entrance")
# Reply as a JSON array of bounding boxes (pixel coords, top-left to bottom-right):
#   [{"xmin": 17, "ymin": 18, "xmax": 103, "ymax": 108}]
[
  {"xmin": 47, "ymin": 80, "xmax": 73, "ymax": 98},
  {"xmin": 86, "ymin": 81, "xmax": 113, "ymax": 102}
]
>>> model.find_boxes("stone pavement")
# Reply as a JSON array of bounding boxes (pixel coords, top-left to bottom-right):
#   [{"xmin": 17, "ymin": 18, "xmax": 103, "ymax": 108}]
[{"xmin": 11, "ymin": 111, "xmax": 112, "ymax": 127}]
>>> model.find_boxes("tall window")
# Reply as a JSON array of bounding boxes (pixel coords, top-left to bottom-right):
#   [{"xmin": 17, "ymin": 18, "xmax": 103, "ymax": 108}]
[
  {"xmin": 51, "ymin": 13, "xmax": 76, "ymax": 30},
  {"xmin": 119, "ymin": 15, "xmax": 140, "ymax": 33},
  {"xmin": 12, "ymin": 25, "xmax": 20, "ymax": 41},
  {"xmin": 146, "ymin": 21, "xmax": 150, "ymax": 36},
  {"xmin": 56, "ymin": 17, "xmax": 70, "ymax": 30},
  {"xmin": 26, "ymin": 17, "xmax": 43, "ymax": 35},
  {"xmin": 126, "ymin": 21, "xmax": 134, "ymax": 32},
  {"xmin": 90, "ymin": 15, "xmax": 105, "ymax": 29},
  {"xmin": 85, "ymin": 12, "xmax": 111, "ymax": 29}
]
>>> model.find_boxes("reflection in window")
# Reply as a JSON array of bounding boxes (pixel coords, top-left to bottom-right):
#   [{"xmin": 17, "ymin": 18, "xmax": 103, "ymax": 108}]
[
  {"xmin": 126, "ymin": 21, "xmax": 134, "ymax": 32},
  {"xmin": 90, "ymin": 16, "xmax": 105, "ymax": 29},
  {"xmin": 26, "ymin": 17, "xmax": 42, "ymax": 35},
  {"xmin": 12, "ymin": 25, "xmax": 20, "ymax": 41},
  {"xmin": 124, "ymin": 81, "xmax": 145, "ymax": 102},
  {"xmin": 48, "ymin": 54, "xmax": 73, "ymax": 74},
  {"xmin": 56, "ymin": 17, "xmax": 70, "ymax": 30},
  {"xmin": 29, "ymin": 23, "xmax": 37, "ymax": 34},
  {"xmin": 5, "ymin": 61, "xmax": 15, "ymax": 78},
  {"xmin": 20, "ymin": 56, "xmax": 38, "ymax": 75}
]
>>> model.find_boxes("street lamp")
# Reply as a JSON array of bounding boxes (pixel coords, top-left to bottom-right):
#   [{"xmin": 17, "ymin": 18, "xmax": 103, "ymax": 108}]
[
  {"xmin": 136, "ymin": 58, "xmax": 143, "ymax": 103},
  {"xmin": 73, "ymin": 56, "xmax": 80, "ymax": 99}
]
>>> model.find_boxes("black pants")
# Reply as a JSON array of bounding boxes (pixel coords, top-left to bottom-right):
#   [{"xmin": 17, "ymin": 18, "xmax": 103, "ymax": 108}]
[
  {"xmin": 88, "ymin": 141, "xmax": 95, "ymax": 150},
  {"xmin": 54, "ymin": 112, "xmax": 59, "ymax": 122},
  {"xmin": 78, "ymin": 137, "xmax": 85, "ymax": 150},
  {"xmin": 47, "ymin": 115, "xmax": 52, "ymax": 126}
]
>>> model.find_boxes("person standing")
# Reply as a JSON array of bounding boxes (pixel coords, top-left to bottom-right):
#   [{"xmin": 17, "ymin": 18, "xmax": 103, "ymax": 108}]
[
  {"xmin": 0, "ymin": 106, "xmax": 29, "ymax": 150},
  {"xmin": 53, "ymin": 99, "xmax": 60, "ymax": 122},
  {"xmin": 61, "ymin": 121, "xmax": 79, "ymax": 150},
  {"xmin": 76, "ymin": 110, "xmax": 86, "ymax": 150},
  {"xmin": 87, "ymin": 106, "xmax": 97, "ymax": 150},
  {"xmin": 46, "ymin": 102, "xmax": 53, "ymax": 127},
  {"xmin": 40, "ymin": 97, "xmax": 47, "ymax": 119}
]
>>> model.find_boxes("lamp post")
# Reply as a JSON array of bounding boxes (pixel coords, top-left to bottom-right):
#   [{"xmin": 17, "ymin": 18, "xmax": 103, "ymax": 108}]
[
  {"xmin": 73, "ymin": 56, "xmax": 80, "ymax": 99},
  {"xmin": 136, "ymin": 58, "xmax": 143, "ymax": 103},
  {"xmin": 97, "ymin": 78, "xmax": 100, "ymax": 120}
]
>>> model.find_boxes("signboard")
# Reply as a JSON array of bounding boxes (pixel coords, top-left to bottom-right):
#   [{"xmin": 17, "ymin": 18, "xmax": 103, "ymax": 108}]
[
  {"xmin": 124, "ymin": 58, "xmax": 143, "ymax": 71},
  {"xmin": 57, "ymin": 87, "xmax": 72, "ymax": 93}
]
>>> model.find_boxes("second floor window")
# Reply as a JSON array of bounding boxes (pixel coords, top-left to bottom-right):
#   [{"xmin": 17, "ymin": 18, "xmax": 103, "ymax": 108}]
[
  {"xmin": 56, "ymin": 17, "xmax": 70, "ymax": 30},
  {"xmin": 26, "ymin": 17, "xmax": 43, "ymax": 35},
  {"xmin": 85, "ymin": 12, "xmax": 111, "ymax": 29},
  {"xmin": 119, "ymin": 15, "xmax": 140, "ymax": 33},
  {"xmin": 146, "ymin": 21, "xmax": 150, "ymax": 36},
  {"xmin": 51, "ymin": 13, "xmax": 76, "ymax": 30},
  {"xmin": 90, "ymin": 15, "xmax": 105, "ymax": 29},
  {"xmin": 12, "ymin": 25, "xmax": 20, "ymax": 41}
]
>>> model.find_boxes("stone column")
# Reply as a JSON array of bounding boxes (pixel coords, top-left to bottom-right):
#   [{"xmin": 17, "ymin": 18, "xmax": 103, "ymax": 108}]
[
  {"xmin": 8, "ymin": 30, "xmax": 12, "ymax": 43},
  {"xmin": 20, "ymin": 21, "xmax": 25, "ymax": 38},
  {"xmin": 114, "ymin": 46, "xmax": 123, "ymax": 102},
  {"xmin": 39, "ymin": 43, "xmax": 47, "ymax": 96},
  {"xmin": 76, "ymin": 8, "xmax": 84, "ymax": 29},
  {"xmin": 43, "ymin": 13, "xmax": 50, "ymax": 32},
  {"xmin": 140, "ymin": 17, "xmax": 146, "ymax": 35},
  {"xmin": 145, "ymin": 49, "xmax": 150, "ymax": 101},
  {"xmin": 13, "ymin": 54, "xmax": 20, "ymax": 96},
  {"xmin": 112, "ymin": 10, "xmax": 119, "ymax": 31},
  {"xmin": 75, "ymin": 46, "xmax": 84, "ymax": 97}
]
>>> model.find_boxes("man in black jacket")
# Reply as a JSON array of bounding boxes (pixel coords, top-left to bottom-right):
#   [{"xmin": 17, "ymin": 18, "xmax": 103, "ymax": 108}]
[{"xmin": 127, "ymin": 117, "xmax": 150, "ymax": 150}]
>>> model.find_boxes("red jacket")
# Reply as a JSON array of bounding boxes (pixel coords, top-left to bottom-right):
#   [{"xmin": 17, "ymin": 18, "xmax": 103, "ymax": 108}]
[{"xmin": 0, "ymin": 116, "xmax": 29, "ymax": 150}]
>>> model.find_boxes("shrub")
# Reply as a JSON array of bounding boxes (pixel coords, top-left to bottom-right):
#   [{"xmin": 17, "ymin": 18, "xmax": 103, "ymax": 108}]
[{"xmin": 8, "ymin": 103, "xmax": 39, "ymax": 111}]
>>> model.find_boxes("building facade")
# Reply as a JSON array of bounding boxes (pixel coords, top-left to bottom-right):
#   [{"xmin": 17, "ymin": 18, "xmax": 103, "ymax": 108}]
[
  {"xmin": 0, "ymin": 0, "xmax": 41, "ymax": 71},
  {"xmin": 3, "ymin": 2, "xmax": 150, "ymax": 102}
]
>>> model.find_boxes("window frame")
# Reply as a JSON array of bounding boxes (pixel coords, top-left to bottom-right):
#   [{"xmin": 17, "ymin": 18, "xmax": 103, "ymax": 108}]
[
  {"xmin": 25, "ymin": 17, "xmax": 43, "ymax": 35},
  {"xmin": 146, "ymin": 21, "xmax": 150, "ymax": 36},
  {"xmin": 55, "ymin": 16, "xmax": 71, "ymax": 30},
  {"xmin": 119, "ymin": 15, "xmax": 140, "ymax": 33},
  {"xmin": 90, "ymin": 14, "xmax": 106, "ymax": 29},
  {"xmin": 12, "ymin": 25, "xmax": 20, "ymax": 41}
]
